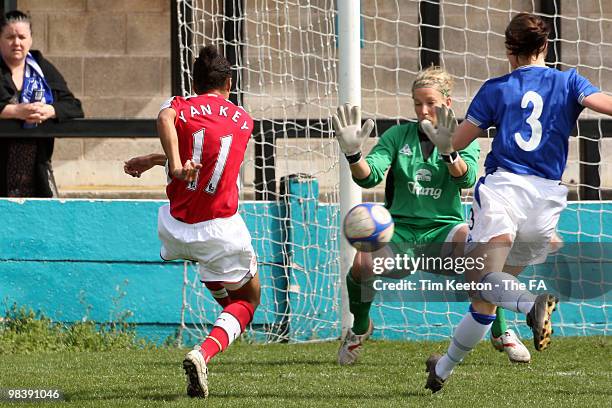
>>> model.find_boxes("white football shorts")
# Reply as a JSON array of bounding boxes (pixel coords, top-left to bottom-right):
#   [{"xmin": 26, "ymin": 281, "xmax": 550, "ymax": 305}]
[
  {"xmin": 466, "ymin": 169, "xmax": 567, "ymax": 266},
  {"xmin": 157, "ymin": 204, "xmax": 257, "ymax": 287}
]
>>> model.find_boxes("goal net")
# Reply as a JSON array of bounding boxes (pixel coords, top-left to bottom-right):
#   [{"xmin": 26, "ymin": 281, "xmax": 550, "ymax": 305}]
[{"xmin": 175, "ymin": 0, "xmax": 611, "ymax": 344}]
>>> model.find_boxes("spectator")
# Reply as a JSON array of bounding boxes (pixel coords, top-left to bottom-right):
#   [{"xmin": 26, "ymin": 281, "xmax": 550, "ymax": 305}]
[{"xmin": 0, "ymin": 10, "xmax": 83, "ymax": 197}]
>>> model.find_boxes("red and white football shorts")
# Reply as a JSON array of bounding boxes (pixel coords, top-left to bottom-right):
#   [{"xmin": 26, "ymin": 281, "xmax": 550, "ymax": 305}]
[
  {"xmin": 466, "ymin": 169, "xmax": 567, "ymax": 266},
  {"xmin": 157, "ymin": 204, "xmax": 257, "ymax": 287}
]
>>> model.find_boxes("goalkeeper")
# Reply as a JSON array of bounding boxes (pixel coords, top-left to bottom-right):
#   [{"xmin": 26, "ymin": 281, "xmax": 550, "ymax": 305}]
[{"xmin": 333, "ymin": 66, "xmax": 530, "ymax": 365}]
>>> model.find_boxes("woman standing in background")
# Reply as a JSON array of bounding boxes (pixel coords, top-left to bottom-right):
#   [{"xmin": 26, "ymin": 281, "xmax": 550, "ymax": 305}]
[{"xmin": 0, "ymin": 10, "xmax": 83, "ymax": 197}]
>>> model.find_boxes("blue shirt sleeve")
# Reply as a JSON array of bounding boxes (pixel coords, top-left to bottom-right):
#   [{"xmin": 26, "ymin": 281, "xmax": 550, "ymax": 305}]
[
  {"xmin": 570, "ymin": 70, "xmax": 600, "ymax": 105},
  {"xmin": 465, "ymin": 81, "xmax": 495, "ymax": 130}
]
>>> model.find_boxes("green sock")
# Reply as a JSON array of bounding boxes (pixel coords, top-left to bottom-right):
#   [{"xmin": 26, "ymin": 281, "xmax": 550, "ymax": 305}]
[
  {"xmin": 491, "ymin": 308, "xmax": 508, "ymax": 338},
  {"xmin": 346, "ymin": 270, "xmax": 372, "ymax": 335}
]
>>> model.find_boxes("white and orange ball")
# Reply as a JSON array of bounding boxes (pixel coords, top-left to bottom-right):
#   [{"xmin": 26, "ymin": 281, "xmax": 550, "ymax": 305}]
[{"xmin": 343, "ymin": 203, "xmax": 394, "ymax": 252}]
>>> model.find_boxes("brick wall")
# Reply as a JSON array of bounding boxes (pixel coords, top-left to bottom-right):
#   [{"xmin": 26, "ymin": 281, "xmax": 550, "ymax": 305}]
[
  {"xmin": 17, "ymin": 0, "xmax": 172, "ymax": 196},
  {"xmin": 19, "ymin": 0, "xmax": 171, "ymax": 119},
  {"xmin": 10, "ymin": 1, "xmax": 610, "ymax": 198}
]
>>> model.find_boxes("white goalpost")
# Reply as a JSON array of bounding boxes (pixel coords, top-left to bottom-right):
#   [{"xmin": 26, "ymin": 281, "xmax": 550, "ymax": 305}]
[
  {"xmin": 175, "ymin": 0, "xmax": 611, "ymax": 344},
  {"xmin": 336, "ymin": 0, "xmax": 362, "ymax": 338}
]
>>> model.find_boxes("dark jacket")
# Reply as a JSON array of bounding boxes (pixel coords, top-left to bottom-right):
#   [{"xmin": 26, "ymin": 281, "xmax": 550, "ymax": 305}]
[{"xmin": 0, "ymin": 50, "xmax": 84, "ymax": 197}]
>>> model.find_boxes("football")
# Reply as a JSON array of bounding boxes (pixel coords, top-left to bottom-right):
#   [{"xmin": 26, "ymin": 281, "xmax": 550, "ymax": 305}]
[{"xmin": 343, "ymin": 203, "xmax": 394, "ymax": 252}]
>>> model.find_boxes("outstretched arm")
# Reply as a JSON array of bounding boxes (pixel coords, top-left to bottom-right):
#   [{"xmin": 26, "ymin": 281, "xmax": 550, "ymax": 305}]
[
  {"xmin": 347, "ymin": 153, "xmax": 372, "ymax": 180},
  {"xmin": 582, "ymin": 93, "xmax": 612, "ymax": 116},
  {"xmin": 332, "ymin": 104, "xmax": 375, "ymax": 180},
  {"xmin": 124, "ymin": 153, "xmax": 167, "ymax": 177},
  {"xmin": 420, "ymin": 105, "xmax": 483, "ymax": 168},
  {"xmin": 452, "ymin": 120, "xmax": 483, "ymax": 152}
]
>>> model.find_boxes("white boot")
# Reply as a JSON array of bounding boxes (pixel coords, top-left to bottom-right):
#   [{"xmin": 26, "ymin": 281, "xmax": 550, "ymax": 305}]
[
  {"xmin": 491, "ymin": 329, "xmax": 531, "ymax": 363},
  {"xmin": 337, "ymin": 320, "xmax": 374, "ymax": 365}
]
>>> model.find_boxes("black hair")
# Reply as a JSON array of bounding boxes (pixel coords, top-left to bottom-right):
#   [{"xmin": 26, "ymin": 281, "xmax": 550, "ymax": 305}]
[
  {"xmin": 505, "ymin": 13, "xmax": 550, "ymax": 58},
  {"xmin": 0, "ymin": 10, "xmax": 31, "ymax": 33},
  {"xmin": 192, "ymin": 45, "xmax": 232, "ymax": 94}
]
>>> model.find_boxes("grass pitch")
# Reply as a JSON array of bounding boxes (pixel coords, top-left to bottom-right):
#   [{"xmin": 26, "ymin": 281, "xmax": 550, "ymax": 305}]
[{"xmin": 1, "ymin": 336, "xmax": 609, "ymax": 407}]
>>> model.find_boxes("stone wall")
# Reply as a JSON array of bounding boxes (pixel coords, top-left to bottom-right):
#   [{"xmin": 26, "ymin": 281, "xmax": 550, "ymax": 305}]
[
  {"xmin": 19, "ymin": 0, "xmax": 171, "ymax": 118},
  {"xmin": 17, "ymin": 0, "xmax": 171, "ymax": 196},
  {"xmin": 12, "ymin": 0, "xmax": 610, "ymax": 199}
]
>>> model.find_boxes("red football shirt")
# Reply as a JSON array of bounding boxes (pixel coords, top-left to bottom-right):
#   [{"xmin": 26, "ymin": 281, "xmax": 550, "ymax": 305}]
[{"xmin": 162, "ymin": 93, "xmax": 254, "ymax": 224}]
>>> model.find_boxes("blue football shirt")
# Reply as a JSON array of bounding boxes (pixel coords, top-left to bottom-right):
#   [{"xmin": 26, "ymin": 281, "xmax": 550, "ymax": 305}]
[{"xmin": 466, "ymin": 66, "xmax": 599, "ymax": 180}]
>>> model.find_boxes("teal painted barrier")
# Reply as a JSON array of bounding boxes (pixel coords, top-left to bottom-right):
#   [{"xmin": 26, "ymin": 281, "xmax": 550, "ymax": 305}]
[
  {"xmin": 0, "ymin": 198, "xmax": 609, "ymax": 343},
  {"xmin": 0, "ymin": 200, "xmax": 285, "ymax": 331}
]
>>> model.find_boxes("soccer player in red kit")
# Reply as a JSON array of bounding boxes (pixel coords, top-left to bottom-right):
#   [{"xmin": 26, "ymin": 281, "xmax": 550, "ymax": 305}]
[{"xmin": 149, "ymin": 45, "xmax": 260, "ymax": 399}]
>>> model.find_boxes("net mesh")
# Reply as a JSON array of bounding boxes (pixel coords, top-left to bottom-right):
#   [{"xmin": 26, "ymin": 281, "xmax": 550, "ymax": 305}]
[{"xmin": 176, "ymin": 0, "xmax": 611, "ymax": 343}]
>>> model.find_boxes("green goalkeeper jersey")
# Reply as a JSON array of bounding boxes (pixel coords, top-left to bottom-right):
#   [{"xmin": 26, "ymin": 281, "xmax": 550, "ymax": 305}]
[{"xmin": 353, "ymin": 122, "xmax": 480, "ymax": 230}]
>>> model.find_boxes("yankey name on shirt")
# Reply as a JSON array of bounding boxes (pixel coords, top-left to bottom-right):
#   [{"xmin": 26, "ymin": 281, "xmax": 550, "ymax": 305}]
[{"xmin": 177, "ymin": 102, "xmax": 250, "ymax": 131}]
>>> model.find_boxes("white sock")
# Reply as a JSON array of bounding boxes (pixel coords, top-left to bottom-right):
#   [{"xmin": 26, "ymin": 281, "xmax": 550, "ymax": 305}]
[
  {"xmin": 516, "ymin": 296, "xmax": 535, "ymax": 315},
  {"xmin": 436, "ymin": 308, "xmax": 495, "ymax": 380},
  {"xmin": 479, "ymin": 272, "xmax": 536, "ymax": 314}
]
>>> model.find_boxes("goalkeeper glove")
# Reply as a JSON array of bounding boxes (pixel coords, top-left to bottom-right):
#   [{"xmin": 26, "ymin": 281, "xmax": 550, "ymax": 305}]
[
  {"xmin": 420, "ymin": 105, "xmax": 457, "ymax": 155},
  {"xmin": 332, "ymin": 104, "xmax": 374, "ymax": 160}
]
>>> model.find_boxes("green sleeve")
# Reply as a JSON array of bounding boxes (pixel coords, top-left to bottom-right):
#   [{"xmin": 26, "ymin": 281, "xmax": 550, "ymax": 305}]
[
  {"xmin": 450, "ymin": 139, "xmax": 480, "ymax": 189},
  {"xmin": 352, "ymin": 126, "xmax": 400, "ymax": 189}
]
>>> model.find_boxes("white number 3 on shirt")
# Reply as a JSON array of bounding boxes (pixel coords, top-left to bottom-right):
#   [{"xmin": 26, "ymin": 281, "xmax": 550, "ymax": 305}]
[{"xmin": 514, "ymin": 90, "xmax": 543, "ymax": 152}]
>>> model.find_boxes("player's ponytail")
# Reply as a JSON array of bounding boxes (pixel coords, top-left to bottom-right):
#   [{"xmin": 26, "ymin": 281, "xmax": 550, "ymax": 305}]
[
  {"xmin": 192, "ymin": 45, "xmax": 232, "ymax": 94},
  {"xmin": 505, "ymin": 13, "xmax": 550, "ymax": 58}
]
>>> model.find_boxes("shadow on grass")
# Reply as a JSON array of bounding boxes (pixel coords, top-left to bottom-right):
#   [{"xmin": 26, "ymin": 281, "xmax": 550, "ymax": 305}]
[
  {"xmin": 64, "ymin": 392, "xmax": 183, "ymax": 403},
  {"xmin": 214, "ymin": 359, "xmax": 338, "ymax": 367},
  {"xmin": 550, "ymin": 388, "xmax": 612, "ymax": 397},
  {"xmin": 65, "ymin": 388, "xmax": 414, "ymax": 403},
  {"xmin": 208, "ymin": 389, "xmax": 410, "ymax": 400},
  {"xmin": 139, "ymin": 358, "xmax": 340, "ymax": 370}
]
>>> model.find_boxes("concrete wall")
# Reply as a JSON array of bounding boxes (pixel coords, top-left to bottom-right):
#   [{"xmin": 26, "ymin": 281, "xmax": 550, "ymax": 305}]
[
  {"xmin": 19, "ymin": 0, "xmax": 171, "ymax": 119},
  {"xmin": 14, "ymin": 0, "xmax": 611, "ymax": 198},
  {"xmin": 17, "ymin": 0, "xmax": 172, "ymax": 196}
]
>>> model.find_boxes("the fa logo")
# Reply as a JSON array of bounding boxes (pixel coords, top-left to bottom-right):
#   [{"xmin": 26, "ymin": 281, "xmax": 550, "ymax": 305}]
[
  {"xmin": 399, "ymin": 144, "xmax": 413, "ymax": 156},
  {"xmin": 415, "ymin": 168, "xmax": 432, "ymax": 182}
]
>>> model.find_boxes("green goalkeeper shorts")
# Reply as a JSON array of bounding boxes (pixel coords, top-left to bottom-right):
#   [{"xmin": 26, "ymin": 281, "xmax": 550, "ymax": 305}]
[
  {"xmin": 390, "ymin": 221, "xmax": 465, "ymax": 246},
  {"xmin": 374, "ymin": 221, "xmax": 466, "ymax": 279}
]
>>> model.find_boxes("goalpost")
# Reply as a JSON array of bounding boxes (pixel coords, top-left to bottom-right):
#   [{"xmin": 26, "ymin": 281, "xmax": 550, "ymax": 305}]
[{"xmin": 174, "ymin": 0, "xmax": 611, "ymax": 344}]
